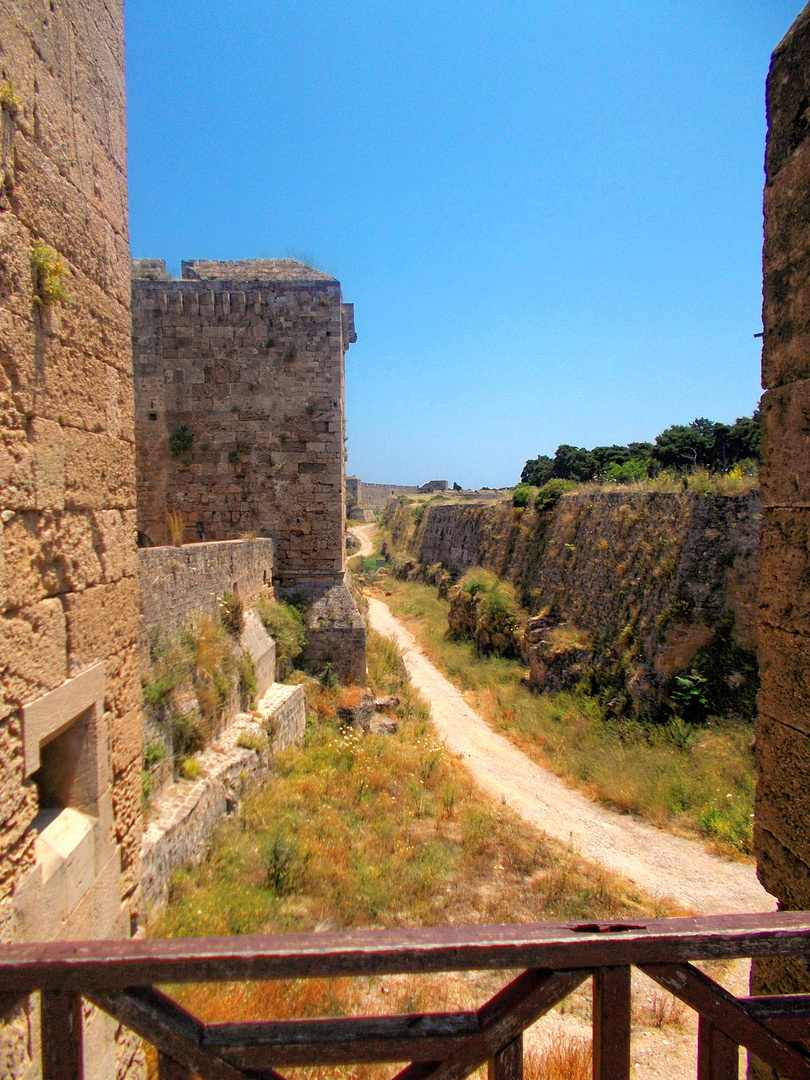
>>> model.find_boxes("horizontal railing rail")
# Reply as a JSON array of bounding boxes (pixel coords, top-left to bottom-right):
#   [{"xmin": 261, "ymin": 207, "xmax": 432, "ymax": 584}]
[{"xmin": 2, "ymin": 911, "xmax": 810, "ymax": 1080}]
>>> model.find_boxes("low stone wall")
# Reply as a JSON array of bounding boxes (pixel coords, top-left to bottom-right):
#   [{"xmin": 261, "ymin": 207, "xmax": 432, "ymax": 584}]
[
  {"xmin": 138, "ymin": 537, "xmax": 275, "ymax": 644},
  {"xmin": 141, "ymin": 684, "xmax": 306, "ymax": 911}
]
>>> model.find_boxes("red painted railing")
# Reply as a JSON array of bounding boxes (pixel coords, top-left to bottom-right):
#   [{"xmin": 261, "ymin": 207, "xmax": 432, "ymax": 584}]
[{"xmin": 2, "ymin": 911, "xmax": 810, "ymax": 1079}]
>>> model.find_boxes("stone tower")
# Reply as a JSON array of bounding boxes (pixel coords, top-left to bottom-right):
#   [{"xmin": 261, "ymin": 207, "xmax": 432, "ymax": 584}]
[{"xmin": 131, "ymin": 258, "xmax": 365, "ymax": 682}]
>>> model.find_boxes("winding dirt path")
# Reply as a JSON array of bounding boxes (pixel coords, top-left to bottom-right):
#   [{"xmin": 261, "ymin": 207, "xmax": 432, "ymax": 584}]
[{"xmin": 355, "ymin": 530, "xmax": 773, "ymax": 915}]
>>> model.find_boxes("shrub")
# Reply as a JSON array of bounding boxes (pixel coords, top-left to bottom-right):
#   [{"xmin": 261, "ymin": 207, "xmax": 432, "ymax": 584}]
[
  {"xmin": 171, "ymin": 710, "xmax": 207, "ymax": 759},
  {"xmin": 475, "ymin": 586, "xmax": 521, "ymax": 657},
  {"xmin": 169, "ymin": 425, "xmax": 194, "ymax": 459},
  {"xmin": 511, "ymin": 484, "xmax": 533, "ymax": 508},
  {"xmin": 144, "ymin": 739, "xmax": 167, "ymax": 769},
  {"xmin": 178, "ymin": 757, "xmax": 200, "ymax": 781},
  {"xmin": 237, "ymin": 730, "xmax": 267, "ymax": 752},
  {"xmin": 261, "ymin": 833, "xmax": 308, "ymax": 894},
  {"xmin": 458, "ymin": 567, "xmax": 498, "ymax": 597},
  {"xmin": 256, "ymin": 597, "xmax": 306, "ymax": 669},
  {"xmin": 142, "ymin": 675, "xmax": 176, "ymax": 708},
  {"xmin": 238, "ymin": 650, "xmax": 258, "ymax": 707},
  {"xmin": 31, "ymin": 242, "xmax": 69, "ymax": 305},
  {"xmin": 411, "ymin": 504, "xmax": 425, "ymax": 524},
  {"xmin": 535, "ymin": 478, "xmax": 577, "ymax": 511}
]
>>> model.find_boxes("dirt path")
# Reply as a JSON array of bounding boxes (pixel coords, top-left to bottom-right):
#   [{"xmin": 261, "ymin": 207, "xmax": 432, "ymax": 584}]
[
  {"xmin": 352, "ymin": 523, "xmax": 377, "ymax": 557},
  {"xmin": 364, "ymin": 590, "xmax": 772, "ymax": 916}
]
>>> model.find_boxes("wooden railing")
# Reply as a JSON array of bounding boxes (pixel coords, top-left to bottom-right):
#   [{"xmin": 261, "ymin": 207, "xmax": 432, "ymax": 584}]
[{"xmin": 2, "ymin": 911, "xmax": 810, "ymax": 1080}]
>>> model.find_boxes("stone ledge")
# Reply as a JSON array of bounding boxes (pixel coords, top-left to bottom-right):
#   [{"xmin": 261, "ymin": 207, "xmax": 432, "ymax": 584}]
[{"xmin": 140, "ymin": 682, "xmax": 306, "ymax": 912}]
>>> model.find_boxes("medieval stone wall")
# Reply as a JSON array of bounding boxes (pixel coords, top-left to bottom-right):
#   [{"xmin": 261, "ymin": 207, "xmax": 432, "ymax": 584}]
[
  {"xmin": 386, "ymin": 491, "xmax": 760, "ymax": 719},
  {"xmin": 138, "ymin": 537, "xmax": 275, "ymax": 645},
  {"xmin": 0, "ymin": 0, "xmax": 142, "ymax": 1075},
  {"xmin": 132, "ymin": 258, "xmax": 366, "ymax": 683},
  {"xmin": 753, "ymin": 1, "xmax": 810, "ymax": 1024},
  {"xmin": 131, "ymin": 258, "xmax": 350, "ymax": 581}
]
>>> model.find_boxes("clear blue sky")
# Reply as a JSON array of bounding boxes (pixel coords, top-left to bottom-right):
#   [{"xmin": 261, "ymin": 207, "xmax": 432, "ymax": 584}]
[{"xmin": 125, "ymin": 1, "xmax": 801, "ymax": 488}]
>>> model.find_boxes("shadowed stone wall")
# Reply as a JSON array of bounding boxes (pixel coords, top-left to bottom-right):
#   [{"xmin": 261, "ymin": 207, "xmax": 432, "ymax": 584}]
[
  {"xmin": 753, "ymin": 2, "xmax": 810, "ymax": 1050},
  {"xmin": 0, "ymin": 0, "xmax": 142, "ymax": 1075}
]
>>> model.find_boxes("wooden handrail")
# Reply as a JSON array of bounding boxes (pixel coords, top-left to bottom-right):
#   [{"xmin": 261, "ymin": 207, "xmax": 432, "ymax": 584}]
[{"xmin": 2, "ymin": 911, "xmax": 810, "ymax": 1080}]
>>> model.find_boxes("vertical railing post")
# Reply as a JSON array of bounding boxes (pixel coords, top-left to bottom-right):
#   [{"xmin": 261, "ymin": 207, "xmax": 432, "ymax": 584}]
[
  {"xmin": 488, "ymin": 1033, "xmax": 523, "ymax": 1080},
  {"xmin": 41, "ymin": 989, "xmax": 83, "ymax": 1080},
  {"xmin": 697, "ymin": 1016, "xmax": 738, "ymax": 1080},
  {"xmin": 158, "ymin": 1052, "xmax": 194, "ymax": 1079},
  {"xmin": 593, "ymin": 966, "xmax": 631, "ymax": 1080}
]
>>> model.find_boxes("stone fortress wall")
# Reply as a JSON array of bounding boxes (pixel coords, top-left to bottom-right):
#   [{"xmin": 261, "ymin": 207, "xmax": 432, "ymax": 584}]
[
  {"xmin": 0, "ymin": 1, "xmax": 143, "ymax": 1076},
  {"xmin": 131, "ymin": 257, "xmax": 352, "ymax": 572},
  {"xmin": 754, "ymin": 0, "xmax": 810, "ymax": 1026},
  {"xmin": 132, "ymin": 258, "xmax": 366, "ymax": 683},
  {"xmin": 138, "ymin": 537, "xmax": 275, "ymax": 646},
  {"xmin": 348, "ymin": 477, "xmax": 504, "ymax": 515}
]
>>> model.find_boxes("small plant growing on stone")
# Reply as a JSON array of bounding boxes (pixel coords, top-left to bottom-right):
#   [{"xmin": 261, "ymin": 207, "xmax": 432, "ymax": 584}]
[
  {"xmin": 0, "ymin": 79, "xmax": 21, "ymax": 118},
  {"xmin": 256, "ymin": 596, "xmax": 306, "ymax": 672},
  {"xmin": 178, "ymin": 756, "xmax": 200, "ymax": 781},
  {"xmin": 237, "ymin": 730, "xmax": 267, "ymax": 753},
  {"xmin": 238, "ymin": 650, "xmax": 258, "ymax": 707},
  {"xmin": 144, "ymin": 738, "xmax": 167, "ymax": 769},
  {"xmin": 169, "ymin": 424, "xmax": 193, "ymax": 459},
  {"xmin": 219, "ymin": 589, "xmax": 244, "ymax": 637},
  {"xmin": 167, "ymin": 510, "xmax": 185, "ymax": 546},
  {"xmin": 31, "ymin": 241, "xmax": 69, "ymax": 305}
]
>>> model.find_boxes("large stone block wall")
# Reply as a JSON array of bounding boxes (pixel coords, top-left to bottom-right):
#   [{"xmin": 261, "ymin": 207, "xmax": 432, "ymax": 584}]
[
  {"xmin": 138, "ymin": 537, "xmax": 275, "ymax": 644},
  {"xmin": 753, "ymin": 1, "xmax": 810, "ymax": 1025},
  {"xmin": 387, "ymin": 491, "xmax": 760, "ymax": 717},
  {"xmin": 0, "ymin": 1, "xmax": 142, "ymax": 1076},
  {"xmin": 132, "ymin": 258, "xmax": 352, "ymax": 580},
  {"xmin": 132, "ymin": 258, "xmax": 366, "ymax": 683}
]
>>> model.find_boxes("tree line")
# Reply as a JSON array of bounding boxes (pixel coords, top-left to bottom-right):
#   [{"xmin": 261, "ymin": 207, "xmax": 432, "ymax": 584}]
[{"xmin": 520, "ymin": 411, "xmax": 761, "ymax": 486}]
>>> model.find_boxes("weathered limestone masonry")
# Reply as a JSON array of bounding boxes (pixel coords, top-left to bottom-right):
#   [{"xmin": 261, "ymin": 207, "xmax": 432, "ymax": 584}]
[
  {"xmin": 138, "ymin": 537, "xmax": 274, "ymax": 644},
  {"xmin": 132, "ymin": 258, "xmax": 366, "ymax": 683},
  {"xmin": 753, "ymin": 1, "xmax": 810, "ymax": 1032},
  {"xmin": 387, "ymin": 492, "xmax": 760, "ymax": 719},
  {"xmin": 0, "ymin": 1, "xmax": 143, "ymax": 1077}
]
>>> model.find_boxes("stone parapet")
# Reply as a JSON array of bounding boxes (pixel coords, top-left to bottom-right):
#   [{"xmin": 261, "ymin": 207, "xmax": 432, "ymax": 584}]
[{"xmin": 137, "ymin": 537, "xmax": 275, "ymax": 645}]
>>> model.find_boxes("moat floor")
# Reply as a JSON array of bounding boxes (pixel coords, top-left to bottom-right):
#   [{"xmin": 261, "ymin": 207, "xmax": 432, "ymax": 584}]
[{"xmin": 364, "ymin": 589, "xmax": 772, "ymax": 916}]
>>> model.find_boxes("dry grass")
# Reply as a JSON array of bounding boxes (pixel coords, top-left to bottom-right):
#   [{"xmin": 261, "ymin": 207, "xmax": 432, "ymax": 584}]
[
  {"xmin": 167, "ymin": 509, "xmax": 185, "ymax": 546},
  {"xmin": 149, "ymin": 628, "xmax": 680, "ymax": 1065},
  {"xmin": 376, "ymin": 578, "xmax": 755, "ymax": 858},
  {"xmin": 526, "ymin": 1034, "xmax": 592, "ymax": 1080}
]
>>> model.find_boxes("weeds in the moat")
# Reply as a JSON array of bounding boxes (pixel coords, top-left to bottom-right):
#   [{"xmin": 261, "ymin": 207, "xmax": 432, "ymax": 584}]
[
  {"xmin": 145, "ymin": 608, "xmax": 688, "ymax": 1080},
  {"xmin": 378, "ymin": 577, "xmax": 755, "ymax": 858}
]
